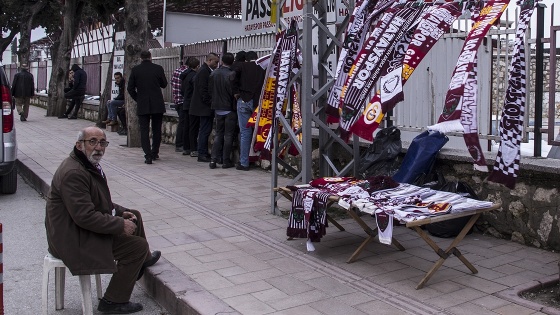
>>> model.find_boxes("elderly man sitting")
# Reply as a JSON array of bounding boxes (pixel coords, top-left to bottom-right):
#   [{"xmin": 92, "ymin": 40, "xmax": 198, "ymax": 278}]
[{"xmin": 45, "ymin": 126, "xmax": 160, "ymax": 314}]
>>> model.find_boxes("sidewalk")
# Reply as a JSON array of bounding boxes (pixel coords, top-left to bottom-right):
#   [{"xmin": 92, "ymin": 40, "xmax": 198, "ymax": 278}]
[{"xmin": 16, "ymin": 106, "xmax": 559, "ymax": 315}]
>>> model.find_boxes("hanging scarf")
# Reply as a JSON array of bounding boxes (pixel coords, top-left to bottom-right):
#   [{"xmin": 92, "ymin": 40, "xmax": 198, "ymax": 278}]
[
  {"xmin": 326, "ymin": 0, "xmax": 393, "ymax": 118},
  {"xmin": 264, "ymin": 20, "xmax": 299, "ymax": 151},
  {"xmin": 288, "ymin": 83, "xmax": 302, "ymax": 156},
  {"xmin": 462, "ymin": 59, "xmax": 490, "ymax": 171},
  {"xmin": 338, "ymin": 4, "xmax": 424, "ymax": 141},
  {"xmin": 429, "ymin": 0, "xmax": 509, "ymax": 134},
  {"xmin": 489, "ymin": 0, "xmax": 539, "ymax": 189},
  {"xmin": 351, "ymin": 2, "xmax": 463, "ymax": 141}
]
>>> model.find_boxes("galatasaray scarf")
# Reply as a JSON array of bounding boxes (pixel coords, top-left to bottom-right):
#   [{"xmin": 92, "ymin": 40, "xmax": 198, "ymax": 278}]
[
  {"xmin": 429, "ymin": 0, "xmax": 509, "ymax": 134},
  {"xmin": 489, "ymin": 0, "xmax": 539, "ymax": 189},
  {"xmin": 338, "ymin": 4, "xmax": 423, "ymax": 141}
]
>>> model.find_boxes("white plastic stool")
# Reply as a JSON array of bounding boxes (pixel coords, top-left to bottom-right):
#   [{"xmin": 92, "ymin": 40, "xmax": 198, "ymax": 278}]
[{"xmin": 41, "ymin": 253, "xmax": 102, "ymax": 315}]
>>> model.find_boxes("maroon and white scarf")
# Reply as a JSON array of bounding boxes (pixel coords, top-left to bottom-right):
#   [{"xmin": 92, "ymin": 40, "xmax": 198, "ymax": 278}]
[
  {"xmin": 338, "ymin": 4, "xmax": 423, "ymax": 141},
  {"xmin": 264, "ymin": 19, "xmax": 299, "ymax": 151},
  {"xmin": 429, "ymin": 0, "xmax": 509, "ymax": 135},
  {"xmin": 489, "ymin": 0, "xmax": 539, "ymax": 189},
  {"xmin": 350, "ymin": 2, "xmax": 463, "ymax": 142},
  {"xmin": 326, "ymin": 0, "xmax": 394, "ymax": 118}
]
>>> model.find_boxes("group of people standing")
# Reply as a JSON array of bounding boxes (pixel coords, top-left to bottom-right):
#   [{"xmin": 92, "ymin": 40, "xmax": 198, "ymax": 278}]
[{"xmin": 172, "ymin": 51, "xmax": 265, "ymax": 170}]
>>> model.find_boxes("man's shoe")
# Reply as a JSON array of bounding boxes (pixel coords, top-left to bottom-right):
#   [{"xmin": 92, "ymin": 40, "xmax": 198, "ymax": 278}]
[
  {"xmin": 20, "ymin": 115, "xmax": 26, "ymax": 122},
  {"xmin": 118, "ymin": 130, "xmax": 127, "ymax": 136},
  {"xmin": 97, "ymin": 298, "xmax": 143, "ymax": 314},
  {"xmin": 197, "ymin": 156, "xmax": 211, "ymax": 162},
  {"xmin": 107, "ymin": 120, "xmax": 118, "ymax": 126},
  {"xmin": 144, "ymin": 158, "xmax": 152, "ymax": 164},
  {"xmin": 209, "ymin": 161, "xmax": 217, "ymax": 169},
  {"xmin": 182, "ymin": 150, "xmax": 191, "ymax": 155},
  {"xmin": 217, "ymin": 158, "xmax": 223, "ymax": 164},
  {"xmin": 152, "ymin": 154, "xmax": 159, "ymax": 160},
  {"xmin": 102, "ymin": 119, "xmax": 111, "ymax": 124},
  {"xmin": 68, "ymin": 116, "xmax": 77, "ymax": 120},
  {"xmin": 222, "ymin": 163, "xmax": 235, "ymax": 169},
  {"xmin": 236, "ymin": 163, "xmax": 250, "ymax": 171},
  {"xmin": 175, "ymin": 147, "xmax": 183, "ymax": 152},
  {"xmin": 190, "ymin": 151, "xmax": 198, "ymax": 157},
  {"xmin": 58, "ymin": 114, "xmax": 68, "ymax": 119},
  {"xmin": 137, "ymin": 250, "xmax": 161, "ymax": 280}
]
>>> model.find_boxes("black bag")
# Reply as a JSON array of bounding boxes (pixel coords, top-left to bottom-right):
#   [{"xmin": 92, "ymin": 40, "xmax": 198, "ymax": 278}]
[
  {"xmin": 357, "ymin": 126, "xmax": 402, "ymax": 178},
  {"xmin": 425, "ymin": 180, "xmax": 479, "ymax": 238}
]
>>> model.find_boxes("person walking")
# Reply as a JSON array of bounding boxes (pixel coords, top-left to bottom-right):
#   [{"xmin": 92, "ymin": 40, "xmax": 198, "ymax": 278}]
[
  {"xmin": 190, "ymin": 53, "xmax": 220, "ymax": 162},
  {"xmin": 45, "ymin": 126, "xmax": 160, "ymax": 314},
  {"xmin": 60, "ymin": 64, "xmax": 87, "ymax": 119},
  {"xmin": 232, "ymin": 51, "xmax": 265, "ymax": 171},
  {"xmin": 180, "ymin": 57, "xmax": 201, "ymax": 156},
  {"xmin": 171, "ymin": 57, "xmax": 189, "ymax": 152},
  {"xmin": 127, "ymin": 50, "xmax": 168, "ymax": 164},
  {"xmin": 208, "ymin": 53, "xmax": 237, "ymax": 169},
  {"xmin": 10, "ymin": 63, "xmax": 34, "ymax": 121}
]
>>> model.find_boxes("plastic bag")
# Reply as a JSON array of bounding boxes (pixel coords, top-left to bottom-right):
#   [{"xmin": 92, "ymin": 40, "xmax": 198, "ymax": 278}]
[
  {"xmin": 392, "ymin": 130, "xmax": 448, "ymax": 184},
  {"xmin": 357, "ymin": 126, "xmax": 402, "ymax": 178}
]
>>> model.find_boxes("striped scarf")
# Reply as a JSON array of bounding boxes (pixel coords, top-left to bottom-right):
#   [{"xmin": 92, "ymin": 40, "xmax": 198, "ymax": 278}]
[
  {"xmin": 338, "ymin": 4, "xmax": 424, "ymax": 141},
  {"xmin": 489, "ymin": 0, "xmax": 539, "ymax": 189}
]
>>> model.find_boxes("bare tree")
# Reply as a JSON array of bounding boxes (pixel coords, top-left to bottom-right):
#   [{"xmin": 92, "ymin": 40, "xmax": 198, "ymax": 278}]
[
  {"xmin": 46, "ymin": 0, "xmax": 85, "ymax": 116},
  {"xmin": 123, "ymin": 0, "xmax": 149, "ymax": 147}
]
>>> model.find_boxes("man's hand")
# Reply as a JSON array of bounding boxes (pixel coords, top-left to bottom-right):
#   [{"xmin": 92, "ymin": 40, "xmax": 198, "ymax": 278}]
[
  {"xmin": 123, "ymin": 219, "xmax": 137, "ymax": 235},
  {"xmin": 122, "ymin": 211, "xmax": 137, "ymax": 222}
]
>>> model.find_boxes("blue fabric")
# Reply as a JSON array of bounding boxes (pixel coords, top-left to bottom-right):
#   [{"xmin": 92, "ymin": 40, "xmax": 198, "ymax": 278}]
[
  {"xmin": 392, "ymin": 130, "xmax": 448, "ymax": 184},
  {"xmin": 237, "ymin": 99, "xmax": 254, "ymax": 167}
]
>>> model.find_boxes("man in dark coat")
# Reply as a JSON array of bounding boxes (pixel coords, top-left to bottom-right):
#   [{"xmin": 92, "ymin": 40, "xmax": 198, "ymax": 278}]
[
  {"xmin": 208, "ymin": 53, "xmax": 236, "ymax": 169},
  {"xmin": 180, "ymin": 57, "xmax": 201, "ymax": 156},
  {"xmin": 45, "ymin": 126, "xmax": 160, "ymax": 314},
  {"xmin": 10, "ymin": 63, "xmax": 34, "ymax": 121},
  {"xmin": 60, "ymin": 64, "xmax": 87, "ymax": 119},
  {"xmin": 190, "ymin": 52, "xmax": 219, "ymax": 162},
  {"xmin": 127, "ymin": 50, "xmax": 168, "ymax": 164}
]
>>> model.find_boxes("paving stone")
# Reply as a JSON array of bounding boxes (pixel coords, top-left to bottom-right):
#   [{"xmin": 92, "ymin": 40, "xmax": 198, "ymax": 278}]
[
  {"xmin": 450, "ymin": 274, "xmax": 508, "ymax": 294},
  {"xmin": 227, "ymin": 268, "xmax": 286, "ymax": 284},
  {"xmin": 251, "ymin": 287, "xmax": 290, "ymax": 302},
  {"xmin": 425, "ymin": 287, "xmax": 487, "ymax": 309},
  {"xmin": 470, "ymin": 295, "xmax": 513, "ymax": 310},
  {"xmin": 265, "ymin": 275, "xmax": 315, "ymax": 295},
  {"xmin": 212, "ymin": 280, "xmax": 274, "ymax": 299},
  {"xmin": 447, "ymin": 302, "xmax": 500, "ymax": 315},
  {"xmin": 190, "ymin": 270, "xmax": 235, "ymax": 290},
  {"xmin": 492, "ymin": 303, "xmax": 536, "ymax": 315},
  {"xmin": 267, "ymin": 304, "xmax": 324, "ymax": 315},
  {"xmin": 354, "ymin": 299, "xmax": 409, "ymax": 315},
  {"xmin": 267, "ymin": 290, "xmax": 331, "ymax": 311}
]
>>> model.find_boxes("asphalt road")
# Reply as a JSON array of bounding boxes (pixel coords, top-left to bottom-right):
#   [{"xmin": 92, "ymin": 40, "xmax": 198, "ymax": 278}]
[{"xmin": 0, "ymin": 174, "xmax": 168, "ymax": 315}]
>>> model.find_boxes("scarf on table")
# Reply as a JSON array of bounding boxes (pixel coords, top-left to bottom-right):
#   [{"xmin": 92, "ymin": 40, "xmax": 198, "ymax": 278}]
[
  {"xmin": 488, "ymin": 0, "xmax": 539, "ymax": 189},
  {"xmin": 350, "ymin": 2, "xmax": 464, "ymax": 141},
  {"xmin": 429, "ymin": 0, "xmax": 509, "ymax": 134},
  {"xmin": 338, "ymin": 4, "xmax": 424, "ymax": 141},
  {"xmin": 326, "ymin": 0, "xmax": 393, "ymax": 119},
  {"xmin": 286, "ymin": 189, "xmax": 330, "ymax": 242}
]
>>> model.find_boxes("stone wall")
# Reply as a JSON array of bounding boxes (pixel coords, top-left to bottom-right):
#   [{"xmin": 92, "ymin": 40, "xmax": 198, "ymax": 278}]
[{"xmin": 30, "ymin": 95, "xmax": 560, "ymax": 251}]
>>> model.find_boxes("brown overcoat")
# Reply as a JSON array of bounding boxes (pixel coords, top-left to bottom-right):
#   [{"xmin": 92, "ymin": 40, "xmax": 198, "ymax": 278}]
[{"xmin": 45, "ymin": 147, "xmax": 128, "ymax": 275}]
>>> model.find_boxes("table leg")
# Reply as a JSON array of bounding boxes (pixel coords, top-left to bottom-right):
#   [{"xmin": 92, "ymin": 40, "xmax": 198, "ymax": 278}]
[
  {"xmin": 413, "ymin": 213, "xmax": 481, "ymax": 289},
  {"xmin": 326, "ymin": 214, "xmax": 345, "ymax": 231}
]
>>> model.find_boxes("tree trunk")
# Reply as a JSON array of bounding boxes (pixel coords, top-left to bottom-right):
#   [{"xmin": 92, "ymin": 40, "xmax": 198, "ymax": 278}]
[
  {"xmin": 46, "ymin": 0, "xmax": 85, "ymax": 117},
  {"xmin": 123, "ymin": 0, "xmax": 149, "ymax": 147},
  {"xmin": 17, "ymin": 0, "xmax": 48, "ymax": 65},
  {"xmin": 0, "ymin": 30, "xmax": 18, "ymax": 63}
]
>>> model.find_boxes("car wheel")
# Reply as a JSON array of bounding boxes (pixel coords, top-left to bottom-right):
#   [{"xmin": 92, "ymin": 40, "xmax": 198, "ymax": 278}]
[{"xmin": 0, "ymin": 167, "xmax": 17, "ymax": 194}]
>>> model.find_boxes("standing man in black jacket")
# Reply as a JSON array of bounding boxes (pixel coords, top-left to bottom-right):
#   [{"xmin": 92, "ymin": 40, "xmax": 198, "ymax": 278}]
[
  {"xmin": 60, "ymin": 64, "xmax": 87, "ymax": 119},
  {"xmin": 180, "ymin": 57, "xmax": 201, "ymax": 156},
  {"xmin": 190, "ymin": 53, "xmax": 219, "ymax": 162},
  {"xmin": 11, "ymin": 63, "xmax": 34, "ymax": 121},
  {"xmin": 208, "ymin": 53, "xmax": 236, "ymax": 169},
  {"xmin": 127, "ymin": 50, "xmax": 168, "ymax": 164}
]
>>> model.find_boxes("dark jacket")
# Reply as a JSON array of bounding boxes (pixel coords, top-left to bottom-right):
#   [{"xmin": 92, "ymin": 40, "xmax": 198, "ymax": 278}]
[
  {"xmin": 127, "ymin": 60, "xmax": 168, "ymax": 115},
  {"xmin": 209, "ymin": 65, "xmax": 235, "ymax": 111},
  {"xmin": 232, "ymin": 61, "xmax": 265, "ymax": 105},
  {"xmin": 114, "ymin": 78, "xmax": 125, "ymax": 101},
  {"xmin": 70, "ymin": 64, "xmax": 87, "ymax": 95},
  {"xmin": 180, "ymin": 68, "xmax": 197, "ymax": 111},
  {"xmin": 11, "ymin": 69, "xmax": 35, "ymax": 98},
  {"xmin": 189, "ymin": 63, "xmax": 212, "ymax": 117},
  {"xmin": 45, "ymin": 147, "xmax": 129, "ymax": 275}
]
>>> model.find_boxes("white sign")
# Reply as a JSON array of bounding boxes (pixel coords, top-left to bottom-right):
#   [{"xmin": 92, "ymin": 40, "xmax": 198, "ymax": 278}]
[
  {"xmin": 312, "ymin": 0, "xmax": 348, "ymax": 24},
  {"xmin": 242, "ymin": 0, "xmax": 305, "ymax": 34},
  {"xmin": 312, "ymin": 24, "xmax": 338, "ymax": 76},
  {"xmin": 111, "ymin": 31, "xmax": 125, "ymax": 100}
]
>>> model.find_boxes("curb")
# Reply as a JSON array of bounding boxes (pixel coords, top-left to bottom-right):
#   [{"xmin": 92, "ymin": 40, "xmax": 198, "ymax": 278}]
[
  {"xmin": 496, "ymin": 275, "xmax": 560, "ymax": 315},
  {"xmin": 17, "ymin": 155, "xmax": 237, "ymax": 315}
]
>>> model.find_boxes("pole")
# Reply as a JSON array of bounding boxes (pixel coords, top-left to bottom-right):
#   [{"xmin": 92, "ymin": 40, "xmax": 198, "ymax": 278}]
[{"xmin": 533, "ymin": 3, "xmax": 545, "ymax": 157}]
